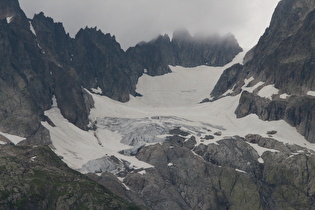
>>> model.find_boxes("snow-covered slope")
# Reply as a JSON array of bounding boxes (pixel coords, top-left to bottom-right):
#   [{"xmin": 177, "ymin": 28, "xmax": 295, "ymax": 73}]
[
  {"xmin": 134, "ymin": 51, "xmax": 246, "ymax": 107},
  {"xmin": 42, "ymin": 50, "xmax": 315, "ymax": 175}
]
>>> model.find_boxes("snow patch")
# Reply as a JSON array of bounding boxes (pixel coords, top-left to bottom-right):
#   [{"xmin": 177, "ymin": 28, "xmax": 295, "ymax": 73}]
[
  {"xmin": 257, "ymin": 85, "xmax": 279, "ymax": 100},
  {"xmin": 37, "ymin": 43, "xmax": 42, "ymax": 50},
  {"xmin": 280, "ymin": 93, "xmax": 290, "ymax": 99},
  {"xmin": 242, "ymin": 78, "xmax": 264, "ymax": 93},
  {"xmin": 117, "ymin": 177, "xmax": 131, "ymax": 190},
  {"xmin": 243, "ymin": 77, "xmax": 254, "ymax": 87},
  {"xmin": 235, "ymin": 169, "xmax": 247, "ymax": 174},
  {"xmin": 29, "ymin": 21, "xmax": 36, "ymax": 36},
  {"xmin": 91, "ymin": 87, "xmax": 103, "ymax": 94},
  {"xmin": 6, "ymin": 16, "xmax": 13, "ymax": 24},
  {"xmin": 0, "ymin": 131, "xmax": 25, "ymax": 145},
  {"xmin": 222, "ymin": 84, "xmax": 236, "ymax": 96},
  {"xmin": 258, "ymin": 157, "xmax": 264, "ymax": 164},
  {"xmin": 138, "ymin": 170, "xmax": 146, "ymax": 175},
  {"xmin": 30, "ymin": 156, "xmax": 37, "ymax": 162},
  {"xmin": 247, "ymin": 142, "xmax": 279, "ymax": 156},
  {"xmin": 52, "ymin": 95, "xmax": 58, "ymax": 107},
  {"xmin": 307, "ymin": 91, "xmax": 315, "ymax": 97}
]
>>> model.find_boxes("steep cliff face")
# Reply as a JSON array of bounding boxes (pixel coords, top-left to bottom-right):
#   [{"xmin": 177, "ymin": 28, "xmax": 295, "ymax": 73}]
[
  {"xmin": 73, "ymin": 28, "xmax": 140, "ymax": 102},
  {"xmin": 126, "ymin": 34, "xmax": 174, "ymax": 76},
  {"xmin": 31, "ymin": 13, "xmax": 93, "ymax": 131},
  {"xmin": 172, "ymin": 30, "xmax": 242, "ymax": 67},
  {"xmin": 211, "ymin": 0, "xmax": 315, "ymax": 142},
  {"xmin": 244, "ymin": 0, "xmax": 315, "ymax": 95},
  {"xmin": 0, "ymin": 4, "xmax": 52, "ymax": 144}
]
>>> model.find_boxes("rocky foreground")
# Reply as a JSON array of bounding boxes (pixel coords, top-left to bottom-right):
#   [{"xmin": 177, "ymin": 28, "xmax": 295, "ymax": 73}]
[
  {"xmin": 87, "ymin": 130, "xmax": 315, "ymax": 210},
  {"xmin": 0, "ymin": 144, "xmax": 141, "ymax": 209}
]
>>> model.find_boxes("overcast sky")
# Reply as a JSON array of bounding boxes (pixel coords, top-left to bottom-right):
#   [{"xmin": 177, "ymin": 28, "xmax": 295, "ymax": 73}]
[{"xmin": 19, "ymin": 0, "xmax": 280, "ymax": 50}]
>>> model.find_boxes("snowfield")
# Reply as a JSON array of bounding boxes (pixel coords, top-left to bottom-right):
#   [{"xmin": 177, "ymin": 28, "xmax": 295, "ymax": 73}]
[
  {"xmin": 0, "ymin": 132, "xmax": 25, "ymax": 145},
  {"xmin": 42, "ymin": 50, "xmax": 315, "ymax": 175}
]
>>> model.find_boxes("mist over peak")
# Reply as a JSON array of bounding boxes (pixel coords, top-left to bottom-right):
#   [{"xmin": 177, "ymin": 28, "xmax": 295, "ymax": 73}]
[{"xmin": 19, "ymin": 0, "xmax": 280, "ymax": 50}]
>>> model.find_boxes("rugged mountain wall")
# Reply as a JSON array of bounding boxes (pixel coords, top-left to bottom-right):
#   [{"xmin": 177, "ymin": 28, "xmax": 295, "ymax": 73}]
[
  {"xmin": 172, "ymin": 30, "xmax": 242, "ymax": 67},
  {"xmin": 0, "ymin": 1, "xmax": 52, "ymax": 145},
  {"xmin": 126, "ymin": 29, "xmax": 242, "ymax": 76},
  {"xmin": 73, "ymin": 28, "xmax": 140, "ymax": 102},
  {"xmin": 30, "ymin": 13, "xmax": 94, "ymax": 131},
  {"xmin": 211, "ymin": 0, "xmax": 315, "ymax": 142}
]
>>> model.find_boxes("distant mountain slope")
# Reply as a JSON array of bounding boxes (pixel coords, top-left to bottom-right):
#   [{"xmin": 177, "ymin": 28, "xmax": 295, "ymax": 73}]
[{"xmin": 211, "ymin": 0, "xmax": 315, "ymax": 142}]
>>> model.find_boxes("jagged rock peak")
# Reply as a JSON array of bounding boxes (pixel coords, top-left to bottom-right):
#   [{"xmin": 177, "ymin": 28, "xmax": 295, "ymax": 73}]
[
  {"xmin": 128, "ymin": 28, "xmax": 242, "ymax": 74},
  {"xmin": 149, "ymin": 34, "xmax": 171, "ymax": 44},
  {"xmin": 33, "ymin": 12, "xmax": 65, "ymax": 27},
  {"xmin": 77, "ymin": 26, "xmax": 114, "ymax": 38}
]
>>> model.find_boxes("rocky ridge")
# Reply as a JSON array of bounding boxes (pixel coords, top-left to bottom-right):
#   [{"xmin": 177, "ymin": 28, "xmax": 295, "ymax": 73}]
[
  {"xmin": 211, "ymin": 0, "xmax": 315, "ymax": 143},
  {"xmin": 126, "ymin": 29, "xmax": 242, "ymax": 76}
]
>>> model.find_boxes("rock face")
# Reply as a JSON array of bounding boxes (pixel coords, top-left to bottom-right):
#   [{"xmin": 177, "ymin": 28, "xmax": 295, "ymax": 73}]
[
  {"xmin": 0, "ymin": 145, "xmax": 140, "ymax": 209},
  {"xmin": 126, "ymin": 29, "xmax": 242, "ymax": 76},
  {"xmin": 94, "ymin": 134, "xmax": 315, "ymax": 210},
  {"xmin": 211, "ymin": 0, "xmax": 315, "ymax": 142},
  {"xmin": 235, "ymin": 92, "xmax": 315, "ymax": 143},
  {"xmin": 73, "ymin": 28, "xmax": 140, "ymax": 102},
  {"xmin": 0, "ymin": 5, "xmax": 52, "ymax": 144},
  {"xmin": 172, "ymin": 30, "xmax": 242, "ymax": 67}
]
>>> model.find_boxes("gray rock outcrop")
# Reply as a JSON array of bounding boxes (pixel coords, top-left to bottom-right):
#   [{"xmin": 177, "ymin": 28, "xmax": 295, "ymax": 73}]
[
  {"xmin": 99, "ymin": 134, "xmax": 315, "ymax": 210},
  {"xmin": 211, "ymin": 0, "xmax": 315, "ymax": 143}
]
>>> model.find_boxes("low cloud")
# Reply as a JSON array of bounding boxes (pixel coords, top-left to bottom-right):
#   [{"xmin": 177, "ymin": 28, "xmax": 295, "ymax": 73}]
[{"xmin": 19, "ymin": 0, "xmax": 280, "ymax": 50}]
